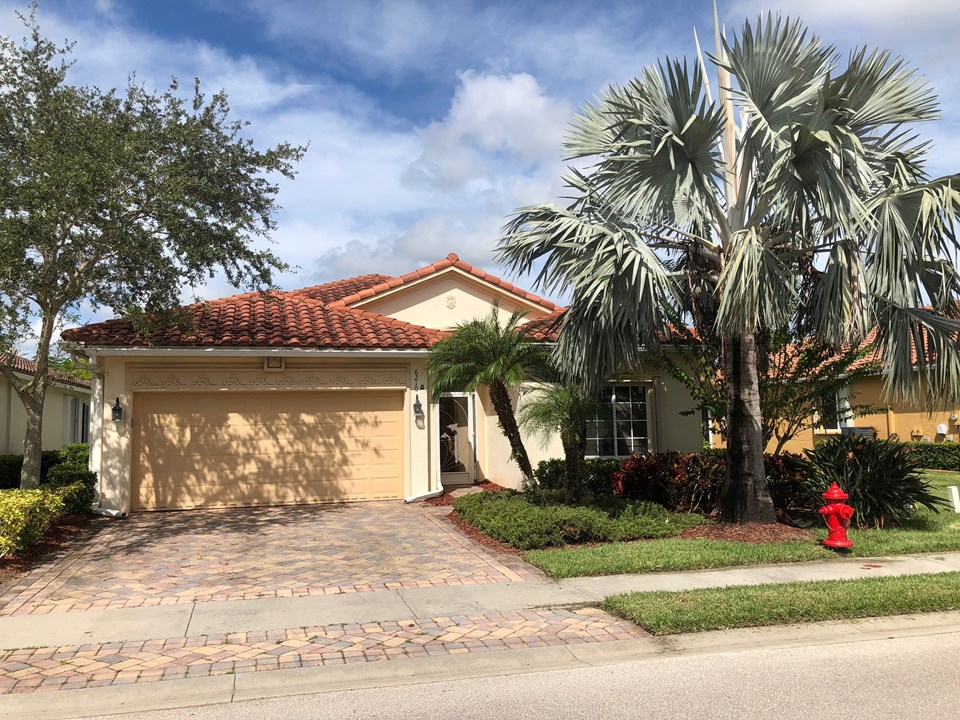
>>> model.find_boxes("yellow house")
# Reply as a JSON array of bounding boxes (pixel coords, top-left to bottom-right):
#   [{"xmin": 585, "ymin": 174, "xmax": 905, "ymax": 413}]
[
  {"xmin": 0, "ymin": 355, "xmax": 92, "ymax": 455},
  {"xmin": 61, "ymin": 253, "xmax": 703, "ymax": 514},
  {"xmin": 775, "ymin": 373, "xmax": 960, "ymax": 455}
]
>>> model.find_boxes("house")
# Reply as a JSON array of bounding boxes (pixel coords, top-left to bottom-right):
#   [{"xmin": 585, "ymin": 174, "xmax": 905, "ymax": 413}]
[
  {"xmin": 776, "ymin": 337, "xmax": 960, "ymax": 454},
  {"xmin": 0, "ymin": 355, "xmax": 92, "ymax": 454},
  {"xmin": 61, "ymin": 254, "xmax": 703, "ymax": 513}
]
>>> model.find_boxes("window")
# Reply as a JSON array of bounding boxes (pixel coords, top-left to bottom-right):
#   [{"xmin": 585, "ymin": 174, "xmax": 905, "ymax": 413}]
[
  {"xmin": 586, "ymin": 384, "xmax": 650, "ymax": 457},
  {"xmin": 817, "ymin": 390, "xmax": 849, "ymax": 432},
  {"xmin": 66, "ymin": 396, "xmax": 90, "ymax": 444}
]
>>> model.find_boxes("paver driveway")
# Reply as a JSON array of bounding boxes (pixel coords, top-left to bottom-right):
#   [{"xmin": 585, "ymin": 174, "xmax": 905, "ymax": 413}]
[{"xmin": 0, "ymin": 502, "xmax": 537, "ymax": 617}]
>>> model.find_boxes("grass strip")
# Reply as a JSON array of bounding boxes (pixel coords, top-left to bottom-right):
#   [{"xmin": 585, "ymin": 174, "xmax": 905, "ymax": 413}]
[
  {"xmin": 525, "ymin": 538, "xmax": 832, "ymax": 578},
  {"xmin": 602, "ymin": 571, "xmax": 960, "ymax": 635}
]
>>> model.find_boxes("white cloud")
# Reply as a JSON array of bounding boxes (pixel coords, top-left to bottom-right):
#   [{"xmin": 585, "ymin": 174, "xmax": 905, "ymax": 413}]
[{"xmin": 406, "ymin": 71, "xmax": 570, "ymax": 190}]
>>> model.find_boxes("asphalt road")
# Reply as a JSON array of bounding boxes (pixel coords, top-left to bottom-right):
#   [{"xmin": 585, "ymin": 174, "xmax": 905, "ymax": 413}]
[{"xmin": 93, "ymin": 631, "xmax": 960, "ymax": 720}]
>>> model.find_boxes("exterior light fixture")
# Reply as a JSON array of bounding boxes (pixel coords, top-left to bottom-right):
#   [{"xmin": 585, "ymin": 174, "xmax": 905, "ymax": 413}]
[
  {"xmin": 413, "ymin": 394, "xmax": 425, "ymax": 430},
  {"xmin": 111, "ymin": 397, "xmax": 123, "ymax": 423}
]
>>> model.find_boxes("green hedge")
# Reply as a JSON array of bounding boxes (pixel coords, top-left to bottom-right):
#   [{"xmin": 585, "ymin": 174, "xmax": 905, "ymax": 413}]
[
  {"xmin": 453, "ymin": 490, "xmax": 705, "ymax": 550},
  {"xmin": 46, "ymin": 463, "xmax": 98, "ymax": 513},
  {"xmin": 901, "ymin": 442, "xmax": 960, "ymax": 471},
  {"xmin": 0, "ymin": 489, "xmax": 65, "ymax": 557},
  {"xmin": 533, "ymin": 458, "xmax": 623, "ymax": 496},
  {"xmin": 0, "ymin": 444, "xmax": 90, "ymax": 490}
]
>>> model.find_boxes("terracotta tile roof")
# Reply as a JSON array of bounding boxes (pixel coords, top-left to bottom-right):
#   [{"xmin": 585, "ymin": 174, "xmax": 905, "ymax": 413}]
[
  {"xmin": 328, "ymin": 254, "xmax": 559, "ymax": 312},
  {"xmin": 290, "ymin": 274, "xmax": 394, "ymax": 304},
  {"xmin": 525, "ymin": 308, "xmax": 566, "ymax": 342},
  {"xmin": 61, "ymin": 292, "xmax": 443, "ymax": 349},
  {"xmin": 1, "ymin": 355, "xmax": 91, "ymax": 390}
]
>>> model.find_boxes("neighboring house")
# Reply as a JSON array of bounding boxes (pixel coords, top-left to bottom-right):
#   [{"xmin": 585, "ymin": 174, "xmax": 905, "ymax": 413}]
[
  {"xmin": 0, "ymin": 355, "xmax": 92, "ymax": 455},
  {"xmin": 61, "ymin": 253, "xmax": 703, "ymax": 513},
  {"xmin": 776, "ymin": 339, "xmax": 960, "ymax": 454}
]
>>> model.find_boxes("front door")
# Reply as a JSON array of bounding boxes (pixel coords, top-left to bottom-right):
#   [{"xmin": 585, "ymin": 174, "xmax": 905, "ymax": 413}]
[{"xmin": 438, "ymin": 393, "xmax": 475, "ymax": 487}]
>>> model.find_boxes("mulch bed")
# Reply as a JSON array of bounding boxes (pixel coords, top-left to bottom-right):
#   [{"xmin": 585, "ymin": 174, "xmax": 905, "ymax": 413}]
[
  {"xmin": 0, "ymin": 513, "xmax": 108, "ymax": 588},
  {"xmin": 680, "ymin": 522, "xmax": 815, "ymax": 544},
  {"xmin": 447, "ymin": 511, "xmax": 524, "ymax": 555},
  {"xmin": 423, "ymin": 480, "xmax": 509, "ymax": 507}
]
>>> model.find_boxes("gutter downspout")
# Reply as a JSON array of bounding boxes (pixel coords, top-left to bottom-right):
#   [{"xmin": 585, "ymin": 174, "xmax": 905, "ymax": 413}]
[{"xmin": 405, "ymin": 485, "xmax": 444, "ymax": 503}]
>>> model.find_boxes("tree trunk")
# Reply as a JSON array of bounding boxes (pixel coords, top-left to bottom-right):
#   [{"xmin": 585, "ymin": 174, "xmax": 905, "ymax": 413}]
[
  {"xmin": 20, "ymin": 394, "xmax": 44, "ymax": 489},
  {"xmin": 720, "ymin": 333, "xmax": 776, "ymax": 523},
  {"xmin": 561, "ymin": 435, "xmax": 584, "ymax": 504},
  {"xmin": 487, "ymin": 381, "xmax": 535, "ymax": 485},
  {"xmin": 16, "ymin": 312, "xmax": 56, "ymax": 490}
]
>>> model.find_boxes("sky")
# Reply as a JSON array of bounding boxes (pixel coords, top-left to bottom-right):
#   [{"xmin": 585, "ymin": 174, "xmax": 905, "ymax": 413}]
[{"xmin": 3, "ymin": 0, "xmax": 960, "ymax": 332}]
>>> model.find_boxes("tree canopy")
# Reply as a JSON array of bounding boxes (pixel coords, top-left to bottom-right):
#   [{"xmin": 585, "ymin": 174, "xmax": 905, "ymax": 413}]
[
  {"xmin": 0, "ymin": 7, "xmax": 305, "ymax": 487},
  {"xmin": 497, "ymin": 9, "xmax": 960, "ymax": 522}
]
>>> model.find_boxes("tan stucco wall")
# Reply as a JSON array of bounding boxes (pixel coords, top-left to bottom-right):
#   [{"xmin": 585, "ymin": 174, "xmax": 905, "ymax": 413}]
[
  {"xmin": 472, "ymin": 356, "xmax": 705, "ymax": 489},
  {"xmin": 473, "ymin": 385, "xmax": 565, "ymax": 490},
  {"xmin": 356, "ymin": 269, "xmax": 551, "ymax": 330},
  {"xmin": 0, "ymin": 375, "xmax": 90, "ymax": 455},
  {"xmin": 92, "ymin": 354, "xmax": 434, "ymax": 513}
]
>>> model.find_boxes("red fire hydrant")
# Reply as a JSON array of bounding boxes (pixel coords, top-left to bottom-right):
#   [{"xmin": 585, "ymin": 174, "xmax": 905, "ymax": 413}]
[{"xmin": 819, "ymin": 482, "xmax": 854, "ymax": 550}]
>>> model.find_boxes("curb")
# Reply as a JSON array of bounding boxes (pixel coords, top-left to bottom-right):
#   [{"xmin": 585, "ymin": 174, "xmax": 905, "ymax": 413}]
[{"xmin": 5, "ymin": 610, "xmax": 960, "ymax": 720}]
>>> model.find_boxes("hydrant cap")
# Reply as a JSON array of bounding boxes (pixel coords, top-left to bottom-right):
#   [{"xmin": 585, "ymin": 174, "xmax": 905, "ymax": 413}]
[{"xmin": 822, "ymin": 482, "xmax": 849, "ymax": 501}]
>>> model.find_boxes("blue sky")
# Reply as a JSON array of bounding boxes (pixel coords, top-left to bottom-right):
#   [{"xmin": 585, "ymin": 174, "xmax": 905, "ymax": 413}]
[{"xmin": 4, "ymin": 0, "xmax": 960, "ymax": 318}]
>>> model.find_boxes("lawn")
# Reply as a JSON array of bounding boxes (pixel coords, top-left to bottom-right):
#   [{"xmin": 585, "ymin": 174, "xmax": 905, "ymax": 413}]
[
  {"xmin": 525, "ymin": 471, "xmax": 960, "ymax": 578},
  {"xmin": 603, "ymin": 571, "xmax": 960, "ymax": 635}
]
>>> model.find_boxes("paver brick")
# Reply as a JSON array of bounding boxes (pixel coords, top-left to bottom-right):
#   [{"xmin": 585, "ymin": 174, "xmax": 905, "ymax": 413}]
[
  {"xmin": 0, "ymin": 503, "xmax": 537, "ymax": 616},
  {"xmin": 0, "ymin": 608, "xmax": 643, "ymax": 694}
]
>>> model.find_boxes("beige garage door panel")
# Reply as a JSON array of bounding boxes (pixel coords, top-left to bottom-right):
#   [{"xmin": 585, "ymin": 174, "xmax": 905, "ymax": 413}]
[{"xmin": 133, "ymin": 391, "xmax": 404, "ymax": 510}]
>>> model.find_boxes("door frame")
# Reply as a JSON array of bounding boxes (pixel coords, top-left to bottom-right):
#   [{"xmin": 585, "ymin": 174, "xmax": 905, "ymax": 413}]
[{"xmin": 436, "ymin": 392, "xmax": 477, "ymax": 485}]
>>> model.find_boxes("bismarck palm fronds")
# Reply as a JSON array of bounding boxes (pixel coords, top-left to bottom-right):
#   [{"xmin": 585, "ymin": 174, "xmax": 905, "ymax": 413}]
[{"xmin": 497, "ymin": 8, "xmax": 960, "ymax": 523}]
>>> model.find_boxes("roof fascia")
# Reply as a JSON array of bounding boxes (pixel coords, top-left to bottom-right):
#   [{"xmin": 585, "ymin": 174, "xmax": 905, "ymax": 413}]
[{"xmin": 78, "ymin": 347, "xmax": 430, "ymax": 358}]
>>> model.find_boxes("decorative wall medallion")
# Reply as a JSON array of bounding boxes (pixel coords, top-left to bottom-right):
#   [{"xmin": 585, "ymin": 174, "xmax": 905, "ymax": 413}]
[{"xmin": 446, "ymin": 294, "xmax": 457, "ymax": 309}]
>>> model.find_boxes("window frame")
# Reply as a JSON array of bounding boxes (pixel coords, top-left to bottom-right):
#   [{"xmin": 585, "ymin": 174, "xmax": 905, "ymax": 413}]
[{"xmin": 585, "ymin": 382, "xmax": 652, "ymax": 459}]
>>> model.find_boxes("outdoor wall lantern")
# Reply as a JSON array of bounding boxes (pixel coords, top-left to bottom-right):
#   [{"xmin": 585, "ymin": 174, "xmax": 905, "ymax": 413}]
[
  {"xmin": 413, "ymin": 394, "xmax": 425, "ymax": 430},
  {"xmin": 111, "ymin": 397, "xmax": 123, "ymax": 423}
]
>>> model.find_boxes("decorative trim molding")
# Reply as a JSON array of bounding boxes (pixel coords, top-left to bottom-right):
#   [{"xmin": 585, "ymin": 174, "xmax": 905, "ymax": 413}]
[{"xmin": 130, "ymin": 368, "xmax": 406, "ymax": 391}]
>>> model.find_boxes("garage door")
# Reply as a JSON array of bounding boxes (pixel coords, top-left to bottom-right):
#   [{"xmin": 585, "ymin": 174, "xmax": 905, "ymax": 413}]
[{"xmin": 132, "ymin": 390, "xmax": 404, "ymax": 510}]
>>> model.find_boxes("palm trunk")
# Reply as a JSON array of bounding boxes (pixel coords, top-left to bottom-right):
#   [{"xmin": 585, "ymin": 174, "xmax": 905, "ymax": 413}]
[
  {"xmin": 561, "ymin": 435, "xmax": 584, "ymax": 504},
  {"xmin": 720, "ymin": 333, "xmax": 776, "ymax": 523},
  {"xmin": 488, "ymin": 381, "xmax": 535, "ymax": 485}
]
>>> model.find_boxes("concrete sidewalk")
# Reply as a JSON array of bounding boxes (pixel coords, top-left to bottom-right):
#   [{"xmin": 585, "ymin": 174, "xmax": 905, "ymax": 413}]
[
  {"xmin": 4, "ymin": 610, "xmax": 960, "ymax": 720},
  {"xmin": 3, "ymin": 550, "xmax": 959, "ymax": 650}
]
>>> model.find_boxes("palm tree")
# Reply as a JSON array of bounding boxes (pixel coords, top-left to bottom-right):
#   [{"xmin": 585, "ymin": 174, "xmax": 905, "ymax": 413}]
[
  {"xmin": 520, "ymin": 383, "xmax": 601, "ymax": 503},
  {"xmin": 426, "ymin": 306, "xmax": 548, "ymax": 485},
  {"xmin": 497, "ymin": 8, "xmax": 960, "ymax": 523}
]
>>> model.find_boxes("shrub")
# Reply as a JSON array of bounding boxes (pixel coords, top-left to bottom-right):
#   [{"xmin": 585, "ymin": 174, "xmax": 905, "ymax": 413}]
[
  {"xmin": 0, "ymin": 455, "xmax": 21, "ymax": 490},
  {"xmin": 55, "ymin": 482, "xmax": 96, "ymax": 515},
  {"xmin": 453, "ymin": 490, "xmax": 703, "ymax": 550},
  {"xmin": 533, "ymin": 458, "xmax": 622, "ymax": 496},
  {"xmin": 764, "ymin": 453, "xmax": 813, "ymax": 511},
  {"xmin": 0, "ymin": 489, "xmax": 65, "ymax": 557},
  {"xmin": 45, "ymin": 463, "xmax": 97, "ymax": 513},
  {"xmin": 900, "ymin": 442, "xmax": 960, "ymax": 471},
  {"xmin": 59, "ymin": 443, "xmax": 91, "ymax": 467},
  {"xmin": 613, "ymin": 450, "xmax": 809, "ymax": 514},
  {"xmin": 0, "ymin": 443, "xmax": 91, "ymax": 490},
  {"xmin": 803, "ymin": 435, "xmax": 946, "ymax": 528}
]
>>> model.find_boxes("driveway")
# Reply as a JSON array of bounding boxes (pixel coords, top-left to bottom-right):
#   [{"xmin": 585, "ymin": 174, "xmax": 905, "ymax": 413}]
[{"xmin": 0, "ymin": 503, "xmax": 537, "ymax": 617}]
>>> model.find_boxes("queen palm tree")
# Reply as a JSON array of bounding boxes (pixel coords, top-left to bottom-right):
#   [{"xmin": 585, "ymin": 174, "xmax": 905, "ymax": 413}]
[
  {"xmin": 520, "ymin": 383, "xmax": 601, "ymax": 503},
  {"xmin": 426, "ymin": 306, "xmax": 548, "ymax": 485},
  {"xmin": 498, "ymin": 9, "xmax": 960, "ymax": 523}
]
